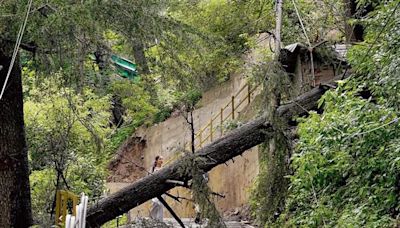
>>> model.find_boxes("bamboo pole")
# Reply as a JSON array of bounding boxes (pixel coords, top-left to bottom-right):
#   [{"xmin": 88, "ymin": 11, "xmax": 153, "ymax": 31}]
[
  {"xmin": 232, "ymin": 96, "xmax": 235, "ymax": 120},
  {"xmin": 220, "ymin": 108, "xmax": 223, "ymax": 136},
  {"xmin": 248, "ymin": 84, "xmax": 251, "ymax": 104},
  {"xmin": 210, "ymin": 119, "xmax": 213, "ymax": 142},
  {"xmin": 275, "ymin": 0, "xmax": 283, "ymax": 58}
]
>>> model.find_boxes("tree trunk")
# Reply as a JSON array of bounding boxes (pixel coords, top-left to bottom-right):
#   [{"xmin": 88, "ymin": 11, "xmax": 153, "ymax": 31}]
[
  {"xmin": 343, "ymin": 0, "xmax": 364, "ymax": 42},
  {"xmin": 275, "ymin": 0, "xmax": 283, "ymax": 58},
  {"xmin": 132, "ymin": 38, "xmax": 150, "ymax": 75},
  {"xmin": 111, "ymin": 95, "xmax": 125, "ymax": 127},
  {"xmin": 132, "ymin": 38, "xmax": 159, "ymax": 105},
  {"xmin": 87, "ymin": 117, "xmax": 271, "ymax": 227},
  {"xmin": 94, "ymin": 43, "xmax": 110, "ymax": 89},
  {"xmin": 86, "ymin": 78, "xmax": 339, "ymax": 227},
  {"xmin": 0, "ymin": 49, "xmax": 33, "ymax": 227}
]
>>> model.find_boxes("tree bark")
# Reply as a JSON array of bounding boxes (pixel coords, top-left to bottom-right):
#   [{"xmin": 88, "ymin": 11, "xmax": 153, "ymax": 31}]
[
  {"xmin": 0, "ymin": 49, "xmax": 33, "ymax": 227},
  {"xmin": 343, "ymin": 0, "xmax": 367, "ymax": 42},
  {"xmin": 275, "ymin": 0, "xmax": 283, "ymax": 58},
  {"xmin": 132, "ymin": 38, "xmax": 150, "ymax": 75},
  {"xmin": 110, "ymin": 95, "xmax": 125, "ymax": 127},
  {"xmin": 86, "ymin": 77, "xmax": 339, "ymax": 227}
]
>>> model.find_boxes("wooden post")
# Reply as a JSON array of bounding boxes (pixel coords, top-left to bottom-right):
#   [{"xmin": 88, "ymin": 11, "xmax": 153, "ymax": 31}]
[
  {"xmin": 55, "ymin": 191, "xmax": 61, "ymax": 225},
  {"xmin": 248, "ymin": 84, "xmax": 251, "ymax": 104},
  {"xmin": 310, "ymin": 51, "xmax": 316, "ymax": 87},
  {"xmin": 210, "ymin": 119, "xmax": 213, "ymax": 142},
  {"xmin": 275, "ymin": 0, "xmax": 283, "ymax": 59},
  {"xmin": 232, "ymin": 96, "xmax": 235, "ymax": 120},
  {"xmin": 220, "ymin": 108, "xmax": 223, "ymax": 136},
  {"xmin": 71, "ymin": 193, "xmax": 77, "ymax": 216},
  {"xmin": 62, "ymin": 191, "xmax": 67, "ymax": 224}
]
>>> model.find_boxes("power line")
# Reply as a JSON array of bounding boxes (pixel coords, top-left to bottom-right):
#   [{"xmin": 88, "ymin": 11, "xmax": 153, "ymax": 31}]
[
  {"xmin": 291, "ymin": 0, "xmax": 311, "ymax": 46},
  {"xmin": 0, "ymin": 0, "xmax": 33, "ymax": 100},
  {"xmin": 291, "ymin": 0, "xmax": 317, "ymax": 86}
]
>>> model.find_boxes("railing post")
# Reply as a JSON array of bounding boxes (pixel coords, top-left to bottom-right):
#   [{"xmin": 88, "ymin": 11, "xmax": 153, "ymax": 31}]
[
  {"xmin": 199, "ymin": 131, "xmax": 202, "ymax": 148},
  {"xmin": 71, "ymin": 192, "xmax": 77, "ymax": 216},
  {"xmin": 232, "ymin": 96, "xmax": 235, "ymax": 120},
  {"xmin": 55, "ymin": 190, "xmax": 61, "ymax": 225},
  {"xmin": 62, "ymin": 191, "xmax": 67, "ymax": 224},
  {"xmin": 210, "ymin": 119, "xmax": 213, "ymax": 142},
  {"xmin": 248, "ymin": 84, "xmax": 251, "ymax": 104},
  {"xmin": 220, "ymin": 108, "xmax": 223, "ymax": 136}
]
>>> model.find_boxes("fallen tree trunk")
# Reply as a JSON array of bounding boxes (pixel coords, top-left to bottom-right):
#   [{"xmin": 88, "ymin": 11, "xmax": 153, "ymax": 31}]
[{"xmin": 86, "ymin": 80, "xmax": 337, "ymax": 227}]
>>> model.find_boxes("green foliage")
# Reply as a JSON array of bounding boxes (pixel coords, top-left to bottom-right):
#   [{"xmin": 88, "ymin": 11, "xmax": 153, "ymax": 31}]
[
  {"xmin": 249, "ymin": 60, "xmax": 293, "ymax": 226},
  {"xmin": 347, "ymin": 1, "xmax": 400, "ymax": 109},
  {"xmin": 2, "ymin": 0, "xmax": 280, "ymax": 226},
  {"xmin": 250, "ymin": 133, "xmax": 291, "ymax": 226},
  {"xmin": 30, "ymin": 169, "xmax": 56, "ymax": 226},
  {"xmin": 277, "ymin": 87, "xmax": 400, "ymax": 227},
  {"xmin": 282, "ymin": 0, "xmax": 343, "ymax": 44},
  {"xmin": 177, "ymin": 88, "xmax": 202, "ymax": 109},
  {"xmin": 103, "ymin": 214, "xmax": 128, "ymax": 228},
  {"xmin": 110, "ymin": 80, "xmax": 158, "ymax": 125},
  {"xmin": 106, "ymin": 123, "xmax": 137, "ymax": 155},
  {"xmin": 10, "ymin": 0, "xmax": 400, "ymax": 226},
  {"xmin": 152, "ymin": 87, "xmax": 202, "ymax": 122},
  {"xmin": 274, "ymin": 2, "xmax": 400, "ymax": 227},
  {"xmin": 192, "ymin": 173, "xmax": 226, "ymax": 228},
  {"xmin": 24, "ymin": 71, "xmax": 112, "ymax": 222},
  {"xmin": 147, "ymin": 0, "xmax": 275, "ymax": 91},
  {"xmin": 25, "ymin": 73, "xmax": 112, "ymax": 165},
  {"xmin": 179, "ymin": 155, "xmax": 226, "ymax": 228}
]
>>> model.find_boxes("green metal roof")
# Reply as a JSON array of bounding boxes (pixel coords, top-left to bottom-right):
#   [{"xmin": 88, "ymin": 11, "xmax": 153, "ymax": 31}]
[{"xmin": 111, "ymin": 55, "xmax": 139, "ymax": 81}]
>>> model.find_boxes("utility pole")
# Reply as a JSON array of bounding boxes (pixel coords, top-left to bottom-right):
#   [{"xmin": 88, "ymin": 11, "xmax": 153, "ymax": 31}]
[{"xmin": 275, "ymin": 0, "xmax": 283, "ymax": 59}]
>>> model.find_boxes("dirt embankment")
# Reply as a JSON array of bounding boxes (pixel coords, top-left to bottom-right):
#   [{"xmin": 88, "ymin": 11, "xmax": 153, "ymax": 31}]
[{"xmin": 107, "ymin": 136, "xmax": 147, "ymax": 183}]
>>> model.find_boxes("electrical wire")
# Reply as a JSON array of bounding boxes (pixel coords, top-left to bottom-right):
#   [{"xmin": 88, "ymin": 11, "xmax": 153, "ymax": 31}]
[
  {"xmin": 291, "ymin": 0, "xmax": 316, "ymax": 86},
  {"xmin": 0, "ymin": 0, "xmax": 33, "ymax": 100},
  {"xmin": 291, "ymin": 0, "xmax": 311, "ymax": 46}
]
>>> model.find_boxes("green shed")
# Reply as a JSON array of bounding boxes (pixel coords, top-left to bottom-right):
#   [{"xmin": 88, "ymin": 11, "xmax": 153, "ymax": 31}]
[{"xmin": 111, "ymin": 55, "xmax": 139, "ymax": 81}]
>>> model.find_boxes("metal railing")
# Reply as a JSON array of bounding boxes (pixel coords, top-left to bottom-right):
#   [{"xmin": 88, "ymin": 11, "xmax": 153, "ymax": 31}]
[
  {"xmin": 186, "ymin": 83, "xmax": 258, "ymax": 151},
  {"xmin": 164, "ymin": 83, "xmax": 259, "ymax": 165}
]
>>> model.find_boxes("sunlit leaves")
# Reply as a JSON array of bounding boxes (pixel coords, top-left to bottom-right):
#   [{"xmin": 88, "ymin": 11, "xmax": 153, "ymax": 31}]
[
  {"xmin": 276, "ymin": 2, "xmax": 400, "ymax": 225},
  {"xmin": 24, "ymin": 72, "xmax": 112, "ymax": 223}
]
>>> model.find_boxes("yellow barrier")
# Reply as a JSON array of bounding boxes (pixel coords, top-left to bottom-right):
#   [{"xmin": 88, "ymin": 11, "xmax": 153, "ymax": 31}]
[{"xmin": 55, "ymin": 190, "xmax": 78, "ymax": 226}]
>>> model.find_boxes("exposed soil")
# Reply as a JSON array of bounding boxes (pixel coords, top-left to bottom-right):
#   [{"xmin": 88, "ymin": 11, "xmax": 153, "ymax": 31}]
[{"xmin": 107, "ymin": 136, "xmax": 147, "ymax": 182}]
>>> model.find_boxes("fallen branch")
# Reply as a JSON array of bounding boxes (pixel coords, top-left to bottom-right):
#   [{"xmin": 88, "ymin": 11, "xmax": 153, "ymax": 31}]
[
  {"xmin": 157, "ymin": 196, "xmax": 185, "ymax": 228},
  {"xmin": 86, "ymin": 76, "xmax": 342, "ymax": 227}
]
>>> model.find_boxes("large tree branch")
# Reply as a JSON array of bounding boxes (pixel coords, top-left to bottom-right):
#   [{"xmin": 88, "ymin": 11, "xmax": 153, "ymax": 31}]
[
  {"xmin": 86, "ymin": 77, "xmax": 341, "ymax": 227},
  {"xmin": 0, "ymin": 37, "xmax": 55, "ymax": 54}
]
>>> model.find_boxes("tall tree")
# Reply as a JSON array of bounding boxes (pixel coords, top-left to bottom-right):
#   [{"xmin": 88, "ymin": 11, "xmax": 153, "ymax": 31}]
[
  {"xmin": 0, "ymin": 44, "xmax": 32, "ymax": 227},
  {"xmin": 0, "ymin": 1, "xmax": 223, "ymax": 225},
  {"xmin": 0, "ymin": 1, "xmax": 163, "ymax": 225},
  {"xmin": 0, "ymin": 0, "xmax": 278, "ymax": 225},
  {"xmin": 85, "ymin": 74, "xmax": 342, "ymax": 227}
]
